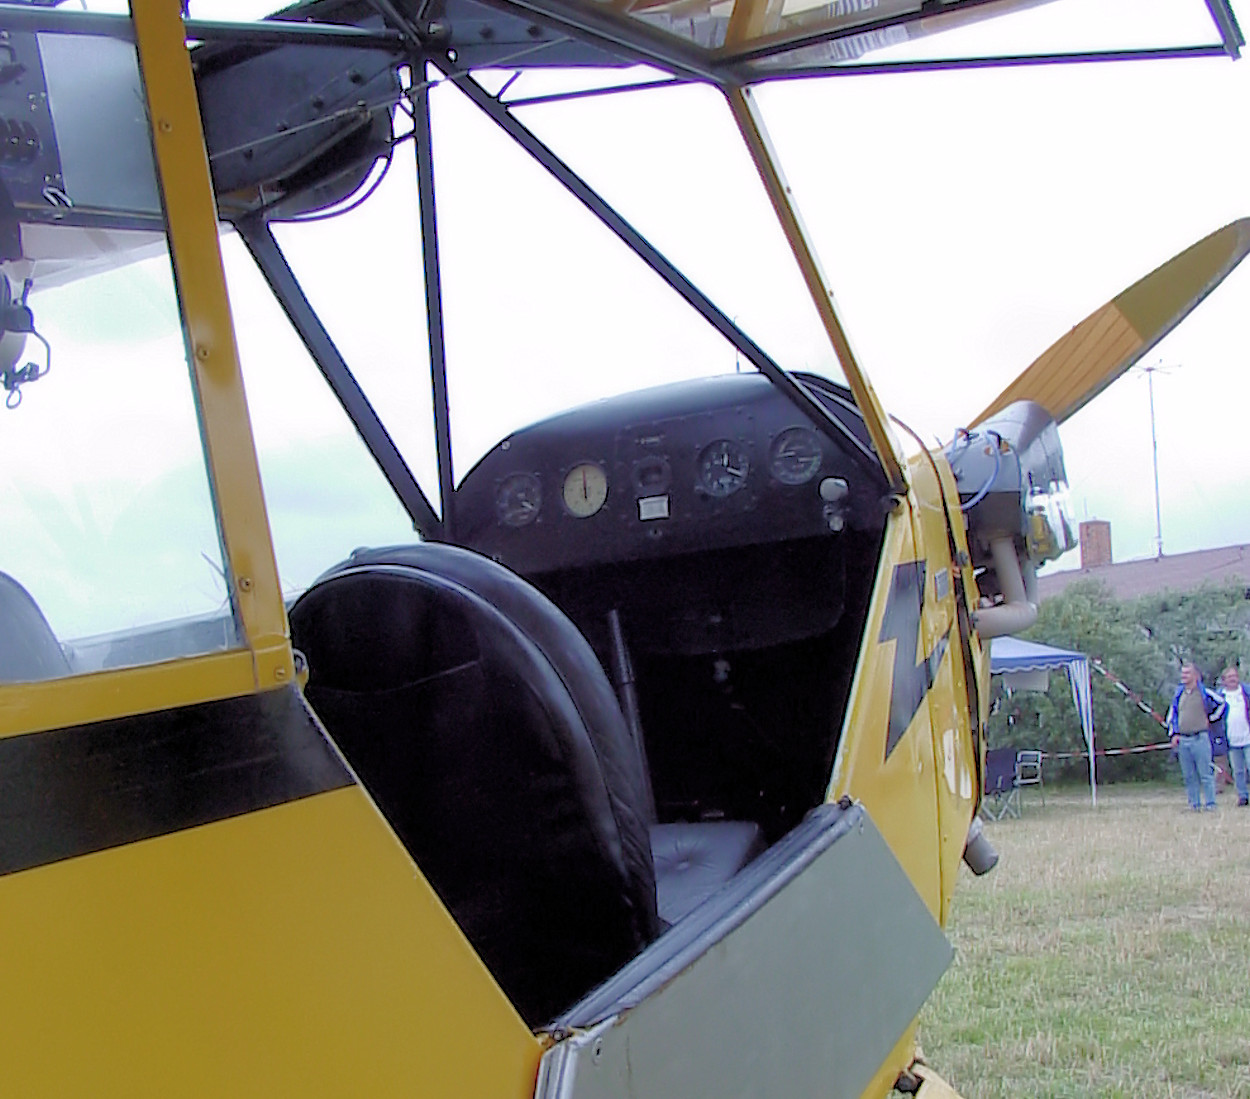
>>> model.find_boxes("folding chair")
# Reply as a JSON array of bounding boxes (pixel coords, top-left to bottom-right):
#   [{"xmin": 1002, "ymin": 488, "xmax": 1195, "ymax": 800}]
[
  {"xmin": 982, "ymin": 747, "xmax": 1020, "ymax": 820},
  {"xmin": 1014, "ymin": 749, "xmax": 1045, "ymax": 808}
]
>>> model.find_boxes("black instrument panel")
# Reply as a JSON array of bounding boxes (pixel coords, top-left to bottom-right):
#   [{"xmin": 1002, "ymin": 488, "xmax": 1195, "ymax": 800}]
[{"xmin": 455, "ymin": 372, "xmax": 888, "ymax": 575}]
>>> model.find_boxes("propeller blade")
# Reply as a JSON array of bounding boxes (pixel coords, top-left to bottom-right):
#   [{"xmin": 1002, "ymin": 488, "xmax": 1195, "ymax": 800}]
[{"xmin": 971, "ymin": 217, "xmax": 1250, "ymax": 428}]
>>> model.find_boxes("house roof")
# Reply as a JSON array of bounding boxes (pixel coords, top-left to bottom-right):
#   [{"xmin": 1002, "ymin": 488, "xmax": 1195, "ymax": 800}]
[{"xmin": 1038, "ymin": 543, "xmax": 1250, "ymax": 602}]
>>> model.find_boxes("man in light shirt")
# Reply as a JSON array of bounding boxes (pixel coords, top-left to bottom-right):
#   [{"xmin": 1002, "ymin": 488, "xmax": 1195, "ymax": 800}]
[{"xmin": 1219, "ymin": 666, "xmax": 1250, "ymax": 807}]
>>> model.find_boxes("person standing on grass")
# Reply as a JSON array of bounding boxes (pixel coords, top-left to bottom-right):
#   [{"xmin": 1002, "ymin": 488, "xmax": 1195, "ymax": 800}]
[
  {"xmin": 1167, "ymin": 662, "xmax": 1226, "ymax": 812},
  {"xmin": 1220, "ymin": 666, "xmax": 1250, "ymax": 807}
]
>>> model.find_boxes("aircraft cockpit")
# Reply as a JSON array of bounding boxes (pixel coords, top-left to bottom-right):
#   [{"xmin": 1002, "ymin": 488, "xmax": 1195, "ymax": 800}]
[
  {"xmin": 1, "ymin": 0, "xmax": 1246, "ymax": 1093},
  {"xmin": 446, "ymin": 370, "xmax": 890, "ymax": 839}
]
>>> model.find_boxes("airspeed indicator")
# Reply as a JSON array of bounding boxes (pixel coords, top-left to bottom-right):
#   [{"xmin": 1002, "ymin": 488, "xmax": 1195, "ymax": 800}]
[{"xmin": 769, "ymin": 427, "xmax": 822, "ymax": 485}]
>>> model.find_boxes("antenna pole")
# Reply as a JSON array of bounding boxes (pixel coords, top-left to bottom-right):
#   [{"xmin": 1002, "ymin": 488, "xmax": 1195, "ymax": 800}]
[{"xmin": 1144, "ymin": 363, "xmax": 1164, "ymax": 558}]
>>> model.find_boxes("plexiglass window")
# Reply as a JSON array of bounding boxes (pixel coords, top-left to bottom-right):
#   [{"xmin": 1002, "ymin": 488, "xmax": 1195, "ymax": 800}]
[{"xmin": 0, "ymin": 23, "xmax": 239, "ymax": 680}]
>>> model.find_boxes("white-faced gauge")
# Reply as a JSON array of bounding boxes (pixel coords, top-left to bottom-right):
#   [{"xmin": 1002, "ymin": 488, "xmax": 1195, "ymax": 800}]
[{"xmin": 562, "ymin": 462, "xmax": 608, "ymax": 518}]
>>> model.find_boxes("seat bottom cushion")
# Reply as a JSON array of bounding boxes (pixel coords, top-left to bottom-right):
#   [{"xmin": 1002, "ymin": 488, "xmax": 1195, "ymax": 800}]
[{"xmin": 651, "ymin": 820, "xmax": 766, "ymax": 926}]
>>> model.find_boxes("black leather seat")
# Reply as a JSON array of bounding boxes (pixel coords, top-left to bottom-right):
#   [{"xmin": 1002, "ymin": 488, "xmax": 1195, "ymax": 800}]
[
  {"xmin": 290, "ymin": 548, "xmax": 660, "ymax": 1027},
  {"xmin": 651, "ymin": 820, "xmax": 766, "ymax": 925},
  {"xmin": 292, "ymin": 543, "xmax": 765, "ymax": 1023},
  {"xmin": 0, "ymin": 572, "xmax": 70, "ymax": 683},
  {"xmin": 338, "ymin": 545, "xmax": 766, "ymax": 924}
]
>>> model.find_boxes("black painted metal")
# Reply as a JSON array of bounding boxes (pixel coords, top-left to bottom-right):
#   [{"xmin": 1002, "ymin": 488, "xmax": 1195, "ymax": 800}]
[
  {"xmin": 505, "ymin": 77, "xmax": 688, "ymax": 108},
  {"xmin": 236, "ymin": 217, "xmax": 442, "ymax": 539},
  {"xmin": 445, "ymin": 65, "xmax": 881, "ymax": 471},
  {"xmin": 726, "ymin": 0, "xmax": 1048, "ymax": 68},
  {"xmin": 753, "ymin": 44, "xmax": 1236, "ymax": 82},
  {"xmin": 413, "ymin": 82, "xmax": 458, "ymax": 538},
  {"xmin": 1204, "ymin": 0, "xmax": 1245, "ymax": 57},
  {"xmin": 0, "ymin": 686, "xmax": 352, "ymax": 876},
  {"xmin": 476, "ymin": 0, "xmax": 721, "ymax": 84}
]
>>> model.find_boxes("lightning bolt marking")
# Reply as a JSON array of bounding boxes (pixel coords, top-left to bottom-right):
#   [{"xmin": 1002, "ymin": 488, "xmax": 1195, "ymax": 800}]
[{"xmin": 878, "ymin": 560, "xmax": 951, "ymax": 761}]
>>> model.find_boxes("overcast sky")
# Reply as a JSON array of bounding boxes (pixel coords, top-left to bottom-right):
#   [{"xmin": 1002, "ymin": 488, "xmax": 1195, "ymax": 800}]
[
  {"xmin": 9, "ymin": 0, "xmax": 1248, "ymax": 641},
  {"xmin": 109, "ymin": 0, "xmax": 1250, "ymax": 591},
  {"xmin": 339, "ymin": 1, "xmax": 1248, "ymax": 578},
  {"xmin": 201, "ymin": 0, "xmax": 1250, "ymax": 580},
  {"xmin": 470, "ymin": 4, "xmax": 1250, "ymax": 575}
]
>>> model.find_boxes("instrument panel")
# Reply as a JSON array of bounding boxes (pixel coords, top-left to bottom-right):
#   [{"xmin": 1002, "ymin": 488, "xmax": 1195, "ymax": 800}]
[{"xmin": 455, "ymin": 372, "xmax": 888, "ymax": 576}]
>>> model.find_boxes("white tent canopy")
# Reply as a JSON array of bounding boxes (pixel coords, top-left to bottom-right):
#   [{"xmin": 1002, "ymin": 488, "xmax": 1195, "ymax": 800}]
[{"xmin": 990, "ymin": 636, "xmax": 1097, "ymax": 806}]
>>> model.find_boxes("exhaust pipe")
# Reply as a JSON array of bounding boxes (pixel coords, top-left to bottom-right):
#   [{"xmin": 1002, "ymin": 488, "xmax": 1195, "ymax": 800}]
[
  {"xmin": 962, "ymin": 815, "xmax": 998, "ymax": 876},
  {"xmin": 971, "ymin": 536, "xmax": 1037, "ymax": 640}
]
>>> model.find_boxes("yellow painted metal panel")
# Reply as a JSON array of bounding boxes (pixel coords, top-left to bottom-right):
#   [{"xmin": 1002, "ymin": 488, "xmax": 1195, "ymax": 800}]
[
  {"xmin": 856, "ymin": 1022, "xmax": 920, "ymax": 1099},
  {"xmin": 130, "ymin": 0, "xmax": 292, "ymax": 688},
  {"xmin": 913, "ymin": 1062, "xmax": 971, "ymax": 1098},
  {"xmin": 907, "ymin": 450, "xmax": 969, "ymax": 926},
  {"xmin": 0, "ymin": 786, "xmax": 541, "ymax": 1096},
  {"xmin": 0, "ymin": 651, "xmax": 262, "ymax": 739},
  {"xmin": 928, "ymin": 452, "xmax": 985, "ymax": 929},
  {"xmin": 828, "ymin": 505, "xmax": 942, "ymax": 915}
]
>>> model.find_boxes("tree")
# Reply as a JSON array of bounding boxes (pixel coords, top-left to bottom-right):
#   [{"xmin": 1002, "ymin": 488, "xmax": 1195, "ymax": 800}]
[
  {"xmin": 1129, "ymin": 581, "xmax": 1250, "ymax": 683},
  {"xmin": 989, "ymin": 578, "xmax": 1250, "ymax": 783},
  {"xmin": 988, "ymin": 580, "xmax": 1170, "ymax": 782}
]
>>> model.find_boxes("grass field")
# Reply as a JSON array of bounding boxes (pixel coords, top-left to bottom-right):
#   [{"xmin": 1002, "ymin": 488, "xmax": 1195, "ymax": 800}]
[{"xmin": 917, "ymin": 783, "xmax": 1250, "ymax": 1099}]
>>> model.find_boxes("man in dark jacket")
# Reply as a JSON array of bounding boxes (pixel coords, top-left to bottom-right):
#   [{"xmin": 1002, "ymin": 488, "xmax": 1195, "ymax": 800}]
[{"xmin": 1167, "ymin": 662, "xmax": 1226, "ymax": 811}]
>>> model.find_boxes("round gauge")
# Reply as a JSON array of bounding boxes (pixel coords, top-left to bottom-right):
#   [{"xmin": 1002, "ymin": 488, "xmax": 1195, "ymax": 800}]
[
  {"xmin": 769, "ymin": 426, "xmax": 823, "ymax": 486},
  {"xmin": 495, "ymin": 472, "xmax": 542, "ymax": 527},
  {"xmin": 697, "ymin": 439, "xmax": 750, "ymax": 498},
  {"xmin": 562, "ymin": 462, "xmax": 609, "ymax": 518},
  {"xmin": 632, "ymin": 455, "xmax": 672, "ymax": 495}
]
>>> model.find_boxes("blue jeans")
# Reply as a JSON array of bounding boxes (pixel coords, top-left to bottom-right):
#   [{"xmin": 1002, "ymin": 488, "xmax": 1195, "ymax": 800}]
[
  {"xmin": 1177, "ymin": 733, "xmax": 1215, "ymax": 808},
  {"xmin": 1229, "ymin": 744, "xmax": 1250, "ymax": 802}
]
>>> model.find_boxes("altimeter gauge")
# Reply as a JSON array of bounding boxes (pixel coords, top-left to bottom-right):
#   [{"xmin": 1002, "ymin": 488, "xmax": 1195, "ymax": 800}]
[{"xmin": 496, "ymin": 472, "xmax": 542, "ymax": 527}]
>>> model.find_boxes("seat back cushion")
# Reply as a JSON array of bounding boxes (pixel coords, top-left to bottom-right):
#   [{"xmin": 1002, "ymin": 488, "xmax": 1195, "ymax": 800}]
[
  {"xmin": 290, "ymin": 561, "xmax": 659, "ymax": 1025},
  {"xmin": 0, "ymin": 572, "xmax": 70, "ymax": 683}
]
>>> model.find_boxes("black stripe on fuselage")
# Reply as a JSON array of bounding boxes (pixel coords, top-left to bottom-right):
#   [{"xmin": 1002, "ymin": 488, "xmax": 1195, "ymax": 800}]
[{"xmin": 0, "ymin": 685, "xmax": 353, "ymax": 876}]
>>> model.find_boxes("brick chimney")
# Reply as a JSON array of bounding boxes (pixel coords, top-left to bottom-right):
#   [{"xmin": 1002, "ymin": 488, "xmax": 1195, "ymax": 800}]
[{"xmin": 1079, "ymin": 519, "xmax": 1112, "ymax": 570}]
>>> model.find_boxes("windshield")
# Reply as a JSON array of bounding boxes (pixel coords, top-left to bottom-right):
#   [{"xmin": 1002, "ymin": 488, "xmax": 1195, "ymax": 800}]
[{"xmin": 0, "ymin": 21, "xmax": 239, "ymax": 680}]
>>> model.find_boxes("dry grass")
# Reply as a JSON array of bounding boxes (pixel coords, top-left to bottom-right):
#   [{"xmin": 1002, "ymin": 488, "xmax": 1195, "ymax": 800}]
[{"xmin": 918, "ymin": 783, "xmax": 1250, "ymax": 1099}]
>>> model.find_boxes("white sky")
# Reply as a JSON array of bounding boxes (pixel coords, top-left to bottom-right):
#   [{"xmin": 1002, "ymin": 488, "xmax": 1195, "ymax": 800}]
[
  {"xmin": 12, "ymin": 0, "xmax": 1250, "ymax": 642},
  {"xmin": 450, "ymin": 0, "xmax": 1250, "ymax": 574}
]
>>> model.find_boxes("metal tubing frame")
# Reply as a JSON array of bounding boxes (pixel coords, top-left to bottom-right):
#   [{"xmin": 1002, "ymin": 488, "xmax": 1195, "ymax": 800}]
[
  {"xmin": 0, "ymin": 3, "xmax": 405, "ymax": 48},
  {"xmin": 473, "ymin": 0, "xmax": 723, "ymax": 83},
  {"xmin": 725, "ymin": 84, "xmax": 905, "ymax": 491},
  {"xmin": 236, "ymin": 216, "xmax": 443, "ymax": 539},
  {"xmin": 1204, "ymin": 0, "xmax": 1246, "ymax": 57},
  {"xmin": 723, "ymin": 0, "xmax": 1033, "ymax": 68},
  {"xmin": 132, "ymin": 0, "xmax": 294, "ymax": 690},
  {"xmin": 754, "ymin": 43, "xmax": 1239, "ymax": 81},
  {"xmin": 443, "ymin": 64, "xmax": 883, "ymax": 474},
  {"xmin": 412, "ymin": 77, "xmax": 458, "ymax": 538},
  {"xmin": 725, "ymin": 0, "xmax": 1240, "ymax": 72},
  {"xmin": 453, "ymin": 0, "xmax": 1243, "ymax": 82}
]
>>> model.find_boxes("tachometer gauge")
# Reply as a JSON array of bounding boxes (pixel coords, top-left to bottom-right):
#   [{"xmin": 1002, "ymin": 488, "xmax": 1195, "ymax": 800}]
[
  {"xmin": 562, "ymin": 462, "xmax": 608, "ymax": 518},
  {"xmin": 769, "ymin": 427, "xmax": 823, "ymax": 486},
  {"xmin": 697, "ymin": 439, "xmax": 750, "ymax": 498},
  {"xmin": 495, "ymin": 472, "xmax": 542, "ymax": 527}
]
